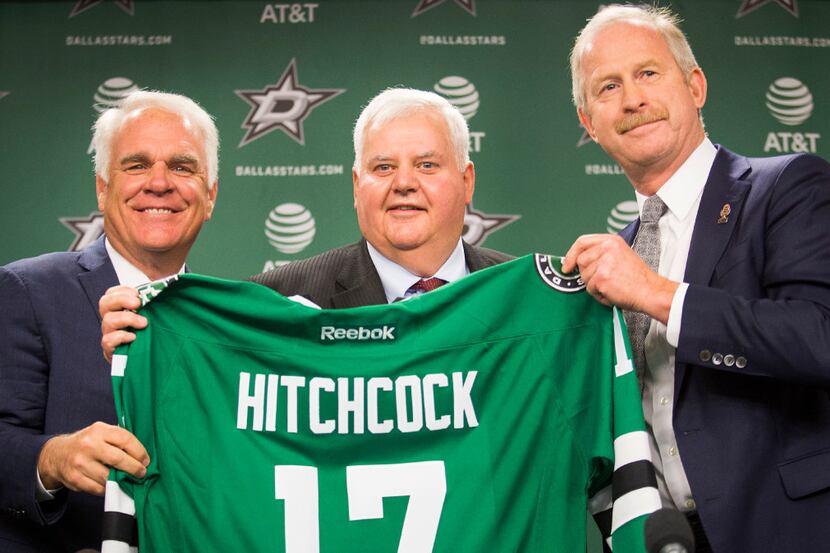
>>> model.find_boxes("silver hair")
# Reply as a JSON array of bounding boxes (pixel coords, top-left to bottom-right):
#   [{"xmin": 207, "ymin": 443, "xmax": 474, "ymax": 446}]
[
  {"xmin": 92, "ymin": 90, "xmax": 219, "ymax": 187},
  {"xmin": 352, "ymin": 87, "xmax": 470, "ymax": 174},
  {"xmin": 570, "ymin": 4, "xmax": 700, "ymax": 111}
]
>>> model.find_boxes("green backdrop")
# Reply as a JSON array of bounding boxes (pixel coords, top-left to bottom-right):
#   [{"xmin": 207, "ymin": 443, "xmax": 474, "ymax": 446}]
[
  {"xmin": 0, "ymin": 1, "xmax": 827, "ymax": 549},
  {"xmin": 2, "ymin": 0, "xmax": 827, "ymax": 278}
]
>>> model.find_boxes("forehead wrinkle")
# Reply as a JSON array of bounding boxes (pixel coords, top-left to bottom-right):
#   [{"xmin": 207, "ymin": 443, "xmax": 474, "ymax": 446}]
[
  {"xmin": 169, "ymin": 154, "xmax": 200, "ymax": 165},
  {"xmin": 367, "ymin": 154, "xmax": 394, "ymax": 164},
  {"xmin": 415, "ymin": 150, "xmax": 440, "ymax": 159},
  {"xmin": 587, "ymin": 53, "xmax": 666, "ymax": 96},
  {"xmin": 118, "ymin": 152, "xmax": 151, "ymax": 165}
]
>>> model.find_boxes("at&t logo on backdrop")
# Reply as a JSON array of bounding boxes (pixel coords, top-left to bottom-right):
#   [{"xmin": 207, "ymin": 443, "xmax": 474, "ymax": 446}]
[
  {"xmin": 763, "ymin": 77, "xmax": 820, "ymax": 153},
  {"xmin": 606, "ymin": 201, "xmax": 639, "ymax": 234},
  {"xmin": 260, "ymin": 3, "xmax": 319, "ymax": 23},
  {"xmin": 262, "ymin": 203, "xmax": 316, "ymax": 271},
  {"xmin": 88, "ymin": 77, "xmax": 139, "ymax": 154},
  {"xmin": 433, "ymin": 76, "xmax": 485, "ymax": 152}
]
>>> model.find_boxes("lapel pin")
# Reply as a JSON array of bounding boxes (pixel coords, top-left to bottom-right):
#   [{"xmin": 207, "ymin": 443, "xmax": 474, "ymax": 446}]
[{"xmin": 718, "ymin": 203, "xmax": 731, "ymax": 224}]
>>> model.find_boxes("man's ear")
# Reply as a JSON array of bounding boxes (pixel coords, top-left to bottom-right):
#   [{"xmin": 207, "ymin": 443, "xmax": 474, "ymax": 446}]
[
  {"xmin": 687, "ymin": 67, "xmax": 707, "ymax": 110},
  {"xmin": 463, "ymin": 162, "xmax": 475, "ymax": 204},
  {"xmin": 578, "ymin": 108, "xmax": 598, "ymax": 143},
  {"xmin": 95, "ymin": 175, "xmax": 107, "ymax": 210},
  {"xmin": 205, "ymin": 181, "xmax": 219, "ymax": 220},
  {"xmin": 352, "ymin": 168, "xmax": 360, "ymax": 209}
]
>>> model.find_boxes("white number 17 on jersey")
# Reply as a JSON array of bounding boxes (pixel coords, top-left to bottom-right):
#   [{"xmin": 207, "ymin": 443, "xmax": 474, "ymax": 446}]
[{"xmin": 275, "ymin": 461, "xmax": 447, "ymax": 553}]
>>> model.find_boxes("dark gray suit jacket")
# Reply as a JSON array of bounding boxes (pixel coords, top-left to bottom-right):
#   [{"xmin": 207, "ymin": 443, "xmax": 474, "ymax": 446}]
[{"xmin": 250, "ymin": 239, "xmax": 513, "ymax": 308}]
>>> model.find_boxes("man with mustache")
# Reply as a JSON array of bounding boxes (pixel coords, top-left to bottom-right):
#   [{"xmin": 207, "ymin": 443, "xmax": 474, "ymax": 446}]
[
  {"xmin": 563, "ymin": 5, "xmax": 830, "ymax": 553},
  {"xmin": 0, "ymin": 90, "xmax": 218, "ymax": 552}
]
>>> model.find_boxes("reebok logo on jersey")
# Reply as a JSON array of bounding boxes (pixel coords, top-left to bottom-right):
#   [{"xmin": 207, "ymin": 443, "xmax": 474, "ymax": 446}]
[{"xmin": 320, "ymin": 325, "xmax": 396, "ymax": 341}]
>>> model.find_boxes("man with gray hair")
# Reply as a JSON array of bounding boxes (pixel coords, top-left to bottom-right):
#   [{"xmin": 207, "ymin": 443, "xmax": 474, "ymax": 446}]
[
  {"xmin": 562, "ymin": 4, "xmax": 830, "ymax": 552},
  {"xmin": 0, "ymin": 90, "xmax": 218, "ymax": 552},
  {"xmin": 249, "ymin": 86, "xmax": 511, "ymax": 305}
]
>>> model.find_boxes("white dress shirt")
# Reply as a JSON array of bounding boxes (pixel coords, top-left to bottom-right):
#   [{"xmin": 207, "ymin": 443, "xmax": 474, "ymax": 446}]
[
  {"xmin": 366, "ymin": 239, "xmax": 469, "ymax": 303},
  {"xmin": 637, "ymin": 138, "xmax": 717, "ymax": 511}
]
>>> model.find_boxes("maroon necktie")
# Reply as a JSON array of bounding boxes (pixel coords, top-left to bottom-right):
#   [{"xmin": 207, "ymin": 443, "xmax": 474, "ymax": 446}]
[{"xmin": 407, "ymin": 277, "xmax": 447, "ymax": 294}]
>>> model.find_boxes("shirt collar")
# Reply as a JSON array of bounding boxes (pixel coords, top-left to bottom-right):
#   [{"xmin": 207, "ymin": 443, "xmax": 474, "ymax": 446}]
[
  {"xmin": 366, "ymin": 239, "xmax": 468, "ymax": 303},
  {"xmin": 105, "ymin": 237, "xmax": 185, "ymax": 287},
  {"xmin": 635, "ymin": 137, "xmax": 716, "ymax": 222}
]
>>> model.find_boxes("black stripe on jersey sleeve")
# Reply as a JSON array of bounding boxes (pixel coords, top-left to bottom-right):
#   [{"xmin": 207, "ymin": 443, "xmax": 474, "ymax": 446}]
[
  {"xmin": 591, "ymin": 507, "xmax": 613, "ymax": 553},
  {"xmin": 612, "ymin": 459, "xmax": 658, "ymax": 501},
  {"xmin": 102, "ymin": 511, "xmax": 138, "ymax": 546}
]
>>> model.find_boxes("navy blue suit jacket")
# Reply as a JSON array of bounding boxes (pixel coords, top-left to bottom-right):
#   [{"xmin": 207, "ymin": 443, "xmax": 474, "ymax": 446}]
[
  {"xmin": 0, "ymin": 236, "xmax": 117, "ymax": 552},
  {"xmin": 620, "ymin": 146, "xmax": 830, "ymax": 552}
]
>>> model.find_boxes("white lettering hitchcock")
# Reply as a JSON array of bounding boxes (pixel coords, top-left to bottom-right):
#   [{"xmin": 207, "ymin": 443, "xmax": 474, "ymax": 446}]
[{"xmin": 236, "ymin": 371, "xmax": 478, "ymax": 434}]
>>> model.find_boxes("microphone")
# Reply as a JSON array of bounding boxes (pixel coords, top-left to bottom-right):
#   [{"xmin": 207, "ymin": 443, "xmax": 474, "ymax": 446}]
[{"xmin": 644, "ymin": 508, "xmax": 695, "ymax": 553}]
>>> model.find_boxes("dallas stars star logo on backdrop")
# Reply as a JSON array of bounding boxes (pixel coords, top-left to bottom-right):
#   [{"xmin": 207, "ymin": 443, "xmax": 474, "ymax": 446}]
[
  {"xmin": 576, "ymin": 129, "xmax": 593, "ymax": 148},
  {"xmin": 412, "ymin": 0, "xmax": 476, "ymax": 17},
  {"xmin": 462, "ymin": 204, "xmax": 519, "ymax": 246},
  {"xmin": 69, "ymin": 0, "xmax": 134, "ymax": 18},
  {"xmin": 236, "ymin": 59, "xmax": 345, "ymax": 147},
  {"xmin": 61, "ymin": 212, "xmax": 104, "ymax": 251},
  {"xmin": 736, "ymin": 0, "xmax": 798, "ymax": 18}
]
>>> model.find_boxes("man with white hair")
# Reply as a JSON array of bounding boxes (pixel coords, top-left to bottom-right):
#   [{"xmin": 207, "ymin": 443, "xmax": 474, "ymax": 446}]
[
  {"xmin": 0, "ymin": 90, "xmax": 218, "ymax": 552},
  {"xmin": 562, "ymin": 4, "xmax": 830, "ymax": 552},
  {"xmin": 249, "ymin": 87, "xmax": 512, "ymax": 306}
]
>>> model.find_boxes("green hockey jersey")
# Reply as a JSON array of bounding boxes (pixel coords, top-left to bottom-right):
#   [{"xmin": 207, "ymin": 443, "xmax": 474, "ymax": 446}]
[{"xmin": 102, "ymin": 254, "xmax": 660, "ymax": 553}]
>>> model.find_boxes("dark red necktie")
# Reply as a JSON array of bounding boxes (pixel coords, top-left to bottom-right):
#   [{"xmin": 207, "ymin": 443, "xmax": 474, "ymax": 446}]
[{"xmin": 407, "ymin": 277, "xmax": 447, "ymax": 294}]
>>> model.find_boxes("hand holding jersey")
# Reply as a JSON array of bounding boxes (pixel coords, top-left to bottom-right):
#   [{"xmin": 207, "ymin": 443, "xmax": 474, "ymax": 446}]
[
  {"xmin": 37, "ymin": 422, "xmax": 148, "ymax": 495},
  {"xmin": 562, "ymin": 234, "xmax": 677, "ymax": 325},
  {"xmin": 100, "ymin": 285, "xmax": 146, "ymax": 363}
]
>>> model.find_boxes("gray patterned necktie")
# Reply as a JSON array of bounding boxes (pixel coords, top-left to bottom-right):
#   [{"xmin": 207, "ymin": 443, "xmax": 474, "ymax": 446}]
[{"xmin": 624, "ymin": 195, "xmax": 668, "ymax": 386}]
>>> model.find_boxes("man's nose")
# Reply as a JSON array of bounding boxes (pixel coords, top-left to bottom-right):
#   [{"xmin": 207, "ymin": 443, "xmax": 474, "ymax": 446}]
[
  {"xmin": 393, "ymin": 165, "xmax": 419, "ymax": 193},
  {"xmin": 622, "ymin": 80, "xmax": 647, "ymax": 111},
  {"xmin": 145, "ymin": 161, "xmax": 173, "ymax": 192}
]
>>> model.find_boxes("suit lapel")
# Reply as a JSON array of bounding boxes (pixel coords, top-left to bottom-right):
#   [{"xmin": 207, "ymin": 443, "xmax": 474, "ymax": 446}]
[
  {"xmin": 77, "ymin": 236, "xmax": 118, "ymax": 323},
  {"xmin": 462, "ymin": 241, "xmax": 490, "ymax": 272},
  {"xmin": 684, "ymin": 147, "xmax": 752, "ymax": 286},
  {"xmin": 331, "ymin": 240, "xmax": 387, "ymax": 308},
  {"xmin": 675, "ymin": 147, "xmax": 752, "ymax": 394},
  {"xmin": 620, "ymin": 219, "xmax": 640, "ymax": 246}
]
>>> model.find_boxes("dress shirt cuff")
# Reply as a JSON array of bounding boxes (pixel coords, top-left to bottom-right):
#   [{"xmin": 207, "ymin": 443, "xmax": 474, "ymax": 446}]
[
  {"xmin": 35, "ymin": 468, "xmax": 61, "ymax": 502},
  {"xmin": 666, "ymin": 283, "xmax": 688, "ymax": 348}
]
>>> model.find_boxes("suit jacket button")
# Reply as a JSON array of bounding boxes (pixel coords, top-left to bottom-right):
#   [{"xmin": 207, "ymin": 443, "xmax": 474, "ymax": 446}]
[
  {"xmin": 724, "ymin": 354, "xmax": 735, "ymax": 367},
  {"xmin": 736, "ymin": 356, "xmax": 747, "ymax": 368},
  {"xmin": 712, "ymin": 353, "xmax": 723, "ymax": 365},
  {"xmin": 699, "ymin": 349, "xmax": 712, "ymax": 362}
]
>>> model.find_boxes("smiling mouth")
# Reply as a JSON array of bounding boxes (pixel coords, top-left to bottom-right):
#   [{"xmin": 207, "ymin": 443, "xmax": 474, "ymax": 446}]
[{"xmin": 139, "ymin": 208, "xmax": 177, "ymax": 214}]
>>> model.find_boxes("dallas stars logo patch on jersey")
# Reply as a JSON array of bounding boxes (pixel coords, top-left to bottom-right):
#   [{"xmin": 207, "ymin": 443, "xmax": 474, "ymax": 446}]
[{"xmin": 534, "ymin": 253, "xmax": 586, "ymax": 293}]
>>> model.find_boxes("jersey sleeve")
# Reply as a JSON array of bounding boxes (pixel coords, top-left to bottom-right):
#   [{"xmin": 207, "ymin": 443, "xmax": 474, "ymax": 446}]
[
  {"xmin": 101, "ymin": 345, "xmax": 141, "ymax": 553},
  {"xmin": 590, "ymin": 308, "xmax": 662, "ymax": 552},
  {"xmin": 102, "ymin": 277, "xmax": 180, "ymax": 553}
]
